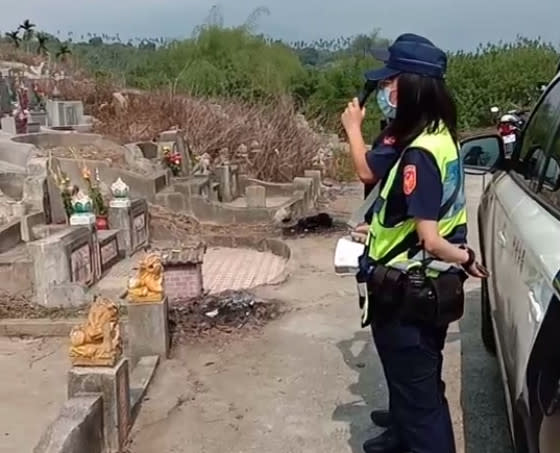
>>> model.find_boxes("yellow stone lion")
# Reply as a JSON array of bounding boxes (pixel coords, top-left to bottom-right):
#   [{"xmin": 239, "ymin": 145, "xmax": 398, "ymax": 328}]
[
  {"xmin": 69, "ymin": 296, "xmax": 122, "ymax": 366},
  {"xmin": 127, "ymin": 253, "xmax": 164, "ymax": 303}
]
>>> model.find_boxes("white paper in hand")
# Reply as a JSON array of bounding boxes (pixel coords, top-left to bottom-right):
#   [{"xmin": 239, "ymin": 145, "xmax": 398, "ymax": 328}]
[{"xmin": 334, "ymin": 236, "xmax": 365, "ymax": 275}]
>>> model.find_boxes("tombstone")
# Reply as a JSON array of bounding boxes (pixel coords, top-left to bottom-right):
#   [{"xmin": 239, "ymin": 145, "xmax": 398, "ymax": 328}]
[
  {"xmin": 0, "ymin": 76, "xmax": 11, "ymax": 115},
  {"xmin": 246, "ymin": 185, "xmax": 266, "ymax": 208},
  {"xmin": 215, "ymin": 164, "xmax": 240, "ymax": 202},
  {"xmin": 46, "ymin": 100, "xmax": 84, "ymax": 127},
  {"xmin": 29, "ymin": 110, "xmax": 47, "ymax": 126},
  {"xmin": 174, "ymin": 132, "xmax": 192, "ymax": 176},
  {"xmin": 0, "ymin": 116, "xmax": 16, "ymax": 134}
]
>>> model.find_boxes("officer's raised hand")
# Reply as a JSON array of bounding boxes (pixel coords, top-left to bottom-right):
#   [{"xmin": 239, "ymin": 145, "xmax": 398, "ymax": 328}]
[{"xmin": 341, "ymin": 98, "xmax": 366, "ymax": 134}]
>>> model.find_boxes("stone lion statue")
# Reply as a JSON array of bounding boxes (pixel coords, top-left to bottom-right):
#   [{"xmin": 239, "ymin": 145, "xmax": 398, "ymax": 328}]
[
  {"xmin": 69, "ymin": 296, "xmax": 122, "ymax": 366},
  {"xmin": 127, "ymin": 253, "xmax": 164, "ymax": 302}
]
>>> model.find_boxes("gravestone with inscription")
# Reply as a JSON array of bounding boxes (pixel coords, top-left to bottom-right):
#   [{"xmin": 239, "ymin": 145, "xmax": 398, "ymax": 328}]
[{"xmin": 99, "ymin": 231, "xmax": 120, "ymax": 272}]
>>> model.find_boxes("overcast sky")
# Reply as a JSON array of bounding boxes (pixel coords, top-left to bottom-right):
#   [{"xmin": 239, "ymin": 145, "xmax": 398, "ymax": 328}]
[{"xmin": 1, "ymin": 0, "xmax": 559, "ymax": 51}]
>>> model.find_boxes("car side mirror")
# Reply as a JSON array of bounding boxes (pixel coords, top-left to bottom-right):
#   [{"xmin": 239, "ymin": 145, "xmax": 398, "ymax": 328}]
[{"xmin": 460, "ymin": 134, "xmax": 505, "ymax": 175}]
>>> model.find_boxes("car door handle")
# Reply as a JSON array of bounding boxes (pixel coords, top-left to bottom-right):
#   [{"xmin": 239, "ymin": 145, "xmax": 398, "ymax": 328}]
[
  {"xmin": 497, "ymin": 231, "xmax": 507, "ymax": 247},
  {"xmin": 528, "ymin": 290, "xmax": 544, "ymax": 323}
]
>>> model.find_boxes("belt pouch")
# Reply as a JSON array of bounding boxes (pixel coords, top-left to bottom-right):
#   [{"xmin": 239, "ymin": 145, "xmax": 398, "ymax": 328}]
[{"xmin": 431, "ymin": 272, "xmax": 466, "ymax": 326}]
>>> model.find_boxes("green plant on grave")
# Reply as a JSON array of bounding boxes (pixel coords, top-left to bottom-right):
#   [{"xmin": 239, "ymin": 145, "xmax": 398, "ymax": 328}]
[
  {"xmin": 82, "ymin": 166, "xmax": 107, "ymax": 216},
  {"xmin": 48, "ymin": 154, "xmax": 77, "ymax": 220},
  {"xmin": 70, "ymin": 147, "xmax": 108, "ymax": 216}
]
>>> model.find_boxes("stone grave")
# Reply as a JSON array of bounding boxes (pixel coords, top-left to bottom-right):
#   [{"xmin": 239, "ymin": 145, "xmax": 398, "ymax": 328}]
[{"xmin": 25, "ymin": 178, "xmax": 149, "ymax": 307}]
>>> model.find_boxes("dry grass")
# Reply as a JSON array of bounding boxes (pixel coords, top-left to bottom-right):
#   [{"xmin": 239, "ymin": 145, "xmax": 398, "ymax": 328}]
[
  {"xmin": 0, "ymin": 43, "xmax": 41, "ymax": 67},
  {"xmin": 55, "ymin": 78, "xmax": 325, "ymax": 182}
]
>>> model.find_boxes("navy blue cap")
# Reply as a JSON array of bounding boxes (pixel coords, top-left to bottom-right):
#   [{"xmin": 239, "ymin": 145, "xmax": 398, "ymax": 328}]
[{"xmin": 365, "ymin": 33, "xmax": 447, "ymax": 82}]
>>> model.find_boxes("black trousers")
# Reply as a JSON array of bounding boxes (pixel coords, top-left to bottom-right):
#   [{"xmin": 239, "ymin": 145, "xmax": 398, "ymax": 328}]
[{"xmin": 372, "ymin": 321, "xmax": 456, "ymax": 453}]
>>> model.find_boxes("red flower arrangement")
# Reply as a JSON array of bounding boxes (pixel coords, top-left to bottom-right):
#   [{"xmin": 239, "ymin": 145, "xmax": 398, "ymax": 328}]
[{"xmin": 162, "ymin": 147, "xmax": 182, "ymax": 176}]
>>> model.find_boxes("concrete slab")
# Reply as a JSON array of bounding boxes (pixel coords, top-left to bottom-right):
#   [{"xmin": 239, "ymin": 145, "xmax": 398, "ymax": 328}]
[
  {"xmin": 0, "ymin": 337, "xmax": 68, "ymax": 453},
  {"xmin": 202, "ymin": 247, "xmax": 287, "ymax": 294},
  {"xmin": 68, "ymin": 358, "xmax": 131, "ymax": 453},
  {"xmin": 33, "ymin": 395, "xmax": 104, "ymax": 453},
  {"xmin": 130, "ymin": 355, "xmax": 159, "ymax": 419}
]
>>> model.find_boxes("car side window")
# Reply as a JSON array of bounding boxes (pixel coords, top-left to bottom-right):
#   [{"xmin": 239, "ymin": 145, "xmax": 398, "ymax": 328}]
[{"xmin": 511, "ymin": 80, "xmax": 560, "ymax": 190}]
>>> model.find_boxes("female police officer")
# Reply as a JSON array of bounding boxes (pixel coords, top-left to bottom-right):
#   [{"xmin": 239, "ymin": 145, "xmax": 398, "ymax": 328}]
[{"xmin": 342, "ymin": 34, "xmax": 487, "ymax": 453}]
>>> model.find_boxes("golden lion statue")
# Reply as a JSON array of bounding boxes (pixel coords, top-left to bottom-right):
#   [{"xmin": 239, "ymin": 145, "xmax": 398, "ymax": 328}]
[
  {"xmin": 127, "ymin": 253, "xmax": 164, "ymax": 303},
  {"xmin": 69, "ymin": 296, "xmax": 122, "ymax": 366}
]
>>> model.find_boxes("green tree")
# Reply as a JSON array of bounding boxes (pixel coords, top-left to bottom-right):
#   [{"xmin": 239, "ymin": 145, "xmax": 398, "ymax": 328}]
[
  {"xmin": 56, "ymin": 42, "xmax": 72, "ymax": 62},
  {"xmin": 5, "ymin": 30, "xmax": 21, "ymax": 48},
  {"xmin": 89, "ymin": 36, "xmax": 103, "ymax": 46},
  {"xmin": 36, "ymin": 33, "xmax": 48, "ymax": 55},
  {"xmin": 18, "ymin": 19, "xmax": 35, "ymax": 51}
]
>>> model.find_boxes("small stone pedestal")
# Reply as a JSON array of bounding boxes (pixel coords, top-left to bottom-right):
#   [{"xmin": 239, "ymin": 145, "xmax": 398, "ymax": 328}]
[
  {"xmin": 68, "ymin": 358, "xmax": 130, "ymax": 453},
  {"xmin": 246, "ymin": 185, "xmax": 266, "ymax": 208},
  {"xmin": 70, "ymin": 212, "xmax": 96, "ymax": 227},
  {"xmin": 0, "ymin": 116, "xmax": 16, "ymax": 134},
  {"xmin": 127, "ymin": 296, "xmax": 170, "ymax": 362},
  {"xmin": 110, "ymin": 198, "xmax": 132, "ymax": 209}
]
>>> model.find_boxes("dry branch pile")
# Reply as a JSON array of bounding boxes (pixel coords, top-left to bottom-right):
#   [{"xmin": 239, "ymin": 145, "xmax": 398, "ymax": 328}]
[{"xmin": 55, "ymin": 77, "xmax": 326, "ymax": 182}]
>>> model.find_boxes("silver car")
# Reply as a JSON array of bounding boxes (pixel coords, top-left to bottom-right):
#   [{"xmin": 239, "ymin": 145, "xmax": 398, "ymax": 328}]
[{"xmin": 461, "ymin": 76, "xmax": 560, "ymax": 453}]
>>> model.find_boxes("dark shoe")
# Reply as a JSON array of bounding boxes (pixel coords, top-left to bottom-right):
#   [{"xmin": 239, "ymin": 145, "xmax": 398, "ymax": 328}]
[
  {"xmin": 363, "ymin": 428, "xmax": 405, "ymax": 453},
  {"xmin": 370, "ymin": 410, "xmax": 393, "ymax": 428}
]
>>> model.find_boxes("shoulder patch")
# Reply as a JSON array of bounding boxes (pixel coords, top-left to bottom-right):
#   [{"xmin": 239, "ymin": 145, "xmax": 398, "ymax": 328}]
[
  {"xmin": 383, "ymin": 136, "xmax": 396, "ymax": 146},
  {"xmin": 403, "ymin": 164, "xmax": 417, "ymax": 195}
]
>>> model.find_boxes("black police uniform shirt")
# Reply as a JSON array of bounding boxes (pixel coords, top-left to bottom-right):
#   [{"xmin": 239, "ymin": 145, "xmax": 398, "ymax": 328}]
[{"xmin": 365, "ymin": 139, "xmax": 467, "ymax": 245}]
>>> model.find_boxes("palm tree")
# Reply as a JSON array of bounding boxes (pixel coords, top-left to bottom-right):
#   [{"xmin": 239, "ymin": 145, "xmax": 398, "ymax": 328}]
[
  {"xmin": 36, "ymin": 33, "xmax": 48, "ymax": 55},
  {"xmin": 56, "ymin": 43, "xmax": 72, "ymax": 62},
  {"xmin": 243, "ymin": 6, "xmax": 270, "ymax": 33},
  {"xmin": 6, "ymin": 30, "xmax": 21, "ymax": 48},
  {"xmin": 18, "ymin": 19, "xmax": 35, "ymax": 51}
]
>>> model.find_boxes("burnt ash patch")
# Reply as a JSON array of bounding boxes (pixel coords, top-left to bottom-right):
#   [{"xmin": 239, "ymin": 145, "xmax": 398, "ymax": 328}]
[{"xmin": 168, "ymin": 291, "xmax": 283, "ymax": 344}]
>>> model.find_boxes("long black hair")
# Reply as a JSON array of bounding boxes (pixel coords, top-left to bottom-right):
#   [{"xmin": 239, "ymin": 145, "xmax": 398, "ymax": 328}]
[{"xmin": 385, "ymin": 73, "xmax": 458, "ymax": 148}]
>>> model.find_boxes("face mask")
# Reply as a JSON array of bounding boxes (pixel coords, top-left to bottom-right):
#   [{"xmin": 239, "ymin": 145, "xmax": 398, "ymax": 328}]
[{"xmin": 376, "ymin": 86, "xmax": 397, "ymax": 119}]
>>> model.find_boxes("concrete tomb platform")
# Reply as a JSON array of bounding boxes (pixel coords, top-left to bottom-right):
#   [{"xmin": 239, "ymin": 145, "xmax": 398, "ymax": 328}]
[
  {"xmin": 68, "ymin": 358, "xmax": 130, "ymax": 453},
  {"xmin": 33, "ymin": 395, "xmax": 104, "ymax": 453}
]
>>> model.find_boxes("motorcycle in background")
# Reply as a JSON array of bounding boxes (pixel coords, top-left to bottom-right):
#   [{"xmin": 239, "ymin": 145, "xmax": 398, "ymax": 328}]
[
  {"xmin": 490, "ymin": 84, "xmax": 547, "ymax": 158},
  {"xmin": 490, "ymin": 106, "xmax": 529, "ymax": 158}
]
